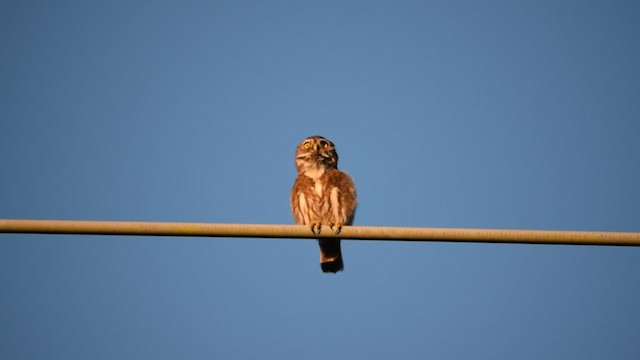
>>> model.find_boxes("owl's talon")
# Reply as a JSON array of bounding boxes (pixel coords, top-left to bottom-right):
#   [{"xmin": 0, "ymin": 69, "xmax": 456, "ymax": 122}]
[
  {"xmin": 311, "ymin": 223, "xmax": 321, "ymax": 235},
  {"xmin": 330, "ymin": 224, "xmax": 343, "ymax": 235}
]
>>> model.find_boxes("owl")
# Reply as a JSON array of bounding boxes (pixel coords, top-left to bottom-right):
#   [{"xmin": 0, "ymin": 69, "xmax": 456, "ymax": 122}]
[{"xmin": 291, "ymin": 135, "xmax": 357, "ymax": 273}]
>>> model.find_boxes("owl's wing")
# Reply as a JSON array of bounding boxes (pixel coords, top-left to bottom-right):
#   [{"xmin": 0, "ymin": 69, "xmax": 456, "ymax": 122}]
[
  {"xmin": 325, "ymin": 169, "xmax": 357, "ymax": 226},
  {"xmin": 291, "ymin": 175, "xmax": 312, "ymax": 225}
]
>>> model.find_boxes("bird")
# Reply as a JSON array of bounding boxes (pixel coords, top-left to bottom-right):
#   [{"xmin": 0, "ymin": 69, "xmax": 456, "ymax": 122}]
[{"xmin": 291, "ymin": 135, "xmax": 357, "ymax": 273}]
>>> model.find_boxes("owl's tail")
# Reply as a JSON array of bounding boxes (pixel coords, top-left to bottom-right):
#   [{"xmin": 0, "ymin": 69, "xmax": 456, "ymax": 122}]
[{"xmin": 318, "ymin": 239, "xmax": 344, "ymax": 273}]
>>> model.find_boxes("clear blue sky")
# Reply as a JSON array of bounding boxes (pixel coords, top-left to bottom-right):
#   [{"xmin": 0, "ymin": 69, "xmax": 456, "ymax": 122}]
[{"xmin": 2, "ymin": 1, "xmax": 639, "ymax": 359}]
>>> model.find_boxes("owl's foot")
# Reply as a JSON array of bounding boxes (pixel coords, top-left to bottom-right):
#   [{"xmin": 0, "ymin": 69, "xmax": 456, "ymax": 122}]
[
  {"xmin": 329, "ymin": 223, "xmax": 343, "ymax": 235},
  {"xmin": 311, "ymin": 223, "xmax": 322, "ymax": 235}
]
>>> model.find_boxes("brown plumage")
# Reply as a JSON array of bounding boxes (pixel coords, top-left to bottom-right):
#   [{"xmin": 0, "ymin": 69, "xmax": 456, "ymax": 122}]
[{"xmin": 291, "ymin": 136, "xmax": 357, "ymax": 273}]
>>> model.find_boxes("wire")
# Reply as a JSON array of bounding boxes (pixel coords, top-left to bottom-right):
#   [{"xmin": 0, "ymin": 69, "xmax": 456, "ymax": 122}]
[{"xmin": 1, "ymin": 219, "xmax": 639, "ymax": 246}]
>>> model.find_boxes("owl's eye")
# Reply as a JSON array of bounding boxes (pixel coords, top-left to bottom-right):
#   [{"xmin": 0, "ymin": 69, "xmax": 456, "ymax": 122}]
[
  {"xmin": 320, "ymin": 141, "xmax": 329, "ymax": 148},
  {"xmin": 303, "ymin": 142, "xmax": 311, "ymax": 149}
]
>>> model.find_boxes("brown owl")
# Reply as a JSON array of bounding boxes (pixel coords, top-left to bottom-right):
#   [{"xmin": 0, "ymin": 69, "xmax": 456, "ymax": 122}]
[{"xmin": 291, "ymin": 135, "xmax": 357, "ymax": 273}]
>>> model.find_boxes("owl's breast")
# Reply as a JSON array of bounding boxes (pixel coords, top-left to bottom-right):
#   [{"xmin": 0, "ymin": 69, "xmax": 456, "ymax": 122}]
[{"xmin": 314, "ymin": 180, "xmax": 323, "ymax": 197}]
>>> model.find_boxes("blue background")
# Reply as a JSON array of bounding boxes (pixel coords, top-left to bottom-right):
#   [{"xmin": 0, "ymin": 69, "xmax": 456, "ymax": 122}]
[{"xmin": 2, "ymin": 1, "xmax": 639, "ymax": 359}]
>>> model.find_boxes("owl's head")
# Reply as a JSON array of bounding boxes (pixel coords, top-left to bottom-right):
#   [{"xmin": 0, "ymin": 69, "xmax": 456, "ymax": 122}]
[{"xmin": 295, "ymin": 135, "xmax": 339, "ymax": 175}]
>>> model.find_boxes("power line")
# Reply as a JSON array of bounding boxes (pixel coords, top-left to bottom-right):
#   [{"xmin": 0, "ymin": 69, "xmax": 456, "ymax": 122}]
[{"xmin": 1, "ymin": 219, "xmax": 639, "ymax": 246}]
